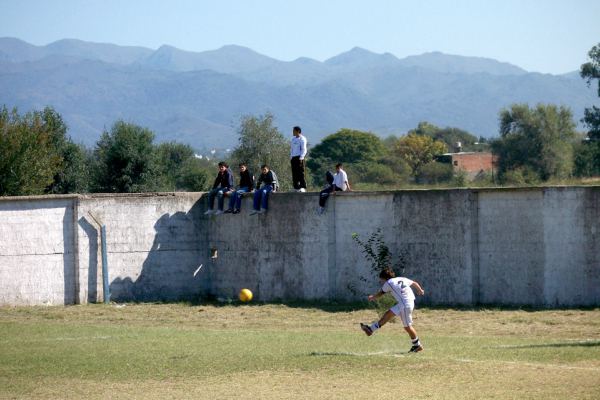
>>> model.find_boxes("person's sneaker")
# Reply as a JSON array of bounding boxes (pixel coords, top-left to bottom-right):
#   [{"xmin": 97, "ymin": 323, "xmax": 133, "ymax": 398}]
[
  {"xmin": 408, "ymin": 344, "xmax": 424, "ymax": 353},
  {"xmin": 360, "ymin": 323, "xmax": 373, "ymax": 336},
  {"xmin": 224, "ymin": 209, "xmax": 233, "ymax": 214},
  {"xmin": 299, "ymin": 188, "xmax": 306, "ymax": 192},
  {"xmin": 258, "ymin": 208, "xmax": 267, "ymax": 214},
  {"xmin": 204, "ymin": 209, "xmax": 214, "ymax": 215},
  {"xmin": 249, "ymin": 210, "xmax": 259, "ymax": 215},
  {"xmin": 214, "ymin": 210, "xmax": 224, "ymax": 215},
  {"xmin": 232, "ymin": 209, "xmax": 240, "ymax": 214},
  {"xmin": 317, "ymin": 207, "xmax": 325, "ymax": 215}
]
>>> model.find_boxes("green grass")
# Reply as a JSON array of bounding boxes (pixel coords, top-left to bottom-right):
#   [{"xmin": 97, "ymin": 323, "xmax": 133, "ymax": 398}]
[{"xmin": 1, "ymin": 304, "xmax": 599, "ymax": 399}]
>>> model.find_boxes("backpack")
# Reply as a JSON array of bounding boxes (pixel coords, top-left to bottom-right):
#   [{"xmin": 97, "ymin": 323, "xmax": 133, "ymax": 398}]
[
  {"xmin": 270, "ymin": 170, "xmax": 279, "ymax": 192},
  {"xmin": 325, "ymin": 170, "xmax": 334, "ymax": 185}
]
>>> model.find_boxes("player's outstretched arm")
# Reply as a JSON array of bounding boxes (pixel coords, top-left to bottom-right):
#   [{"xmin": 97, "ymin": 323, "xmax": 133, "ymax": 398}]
[
  {"xmin": 367, "ymin": 290, "xmax": 385, "ymax": 302},
  {"xmin": 411, "ymin": 281, "xmax": 425, "ymax": 296}
]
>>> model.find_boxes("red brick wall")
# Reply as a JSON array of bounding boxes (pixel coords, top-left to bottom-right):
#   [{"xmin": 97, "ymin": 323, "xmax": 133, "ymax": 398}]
[{"xmin": 451, "ymin": 152, "xmax": 497, "ymax": 177}]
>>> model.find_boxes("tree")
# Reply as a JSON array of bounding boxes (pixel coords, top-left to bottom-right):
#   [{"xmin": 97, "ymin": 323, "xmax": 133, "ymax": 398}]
[
  {"xmin": 307, "ymin": 128, "xmax": 388, "ymax": 186},
  {"xmin": 492, "ymin": 104, "xmax": 577, "ymax": 182},
  {"xmin": 581, "ymin": 42, "xmax": 600, "ymax": 139},
  {"xmin": 393, "ymin": 133, "xmax": 447, "ymax": 177},
  {"xmin": 92, "ymin": 121, "xmax": 161, "ymax": 193},
  {"xmin": 408, "ymin": 121, "xmax": 481, "ymax": 152},
  {"xmin": 0, "ymin": 106, "xmax": 63, "ymax": 196},
  {"xmin": 47, "ymin": 141, "xmax": 91, "ymax": 194},
  {"xmin": 155, "ymin": 142, "xmax": 207, "ymax": 191},
  {"xmin": 40, "ymin": 108, "xmax": 91, "ymax": 194},
  {"xmin": 230, "ymin": 113, "xmax": 292, "ymax": 191},
  {"xmin": 575, "ymin": 43, "xmax": 600, "ymax": 176}
]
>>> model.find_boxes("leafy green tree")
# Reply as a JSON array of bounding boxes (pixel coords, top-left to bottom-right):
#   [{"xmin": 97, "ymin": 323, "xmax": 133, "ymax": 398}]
[
  {"xmin": 581, "ymin": 42, "xmax": 600, "ymax": 139},
  {"xmin": 307, "ymin": 128, "xmax": 388, "ymax": 186},
  {"xmin": 38, "ymin": 107, "xmax": 91, "ymax": 194},
  {"xmin": 492, "ymin": 104, "xmax": 577, "ymax": 182},
  {"xmin": 574, "ymin": 43, "xmax": 600, "ymax": 176},
  {"xmin": 0, "ymin": 106, "xmax": 63, "ymax": 196},
  {"xmin": 92, "ymin": 121, "xmax": 161, "ymax": 193},
  {"xmin": 47, "ymin": 141, "xmax": 91, "ymax": 194},
  {"xmin": 230, "ymin": 113, "xmax": 292, "ymax": 191},
  {"xmin": 155, "ymin": 142, "xmax": 207, "ymax": 191},
  {"xmin": 393, "ymin": 133, "xmax": 448, "ymax": 177},
  {"xmin": 408, "ymin": 121, "xmax": 480, "ymax": 152}
]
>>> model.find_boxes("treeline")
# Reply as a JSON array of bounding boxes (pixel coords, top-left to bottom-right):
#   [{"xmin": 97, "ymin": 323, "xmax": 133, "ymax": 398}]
[
  {"xmin": 2, "ymin": 43, "xmax": 599, "ymax": 196},
  {"xmin": 0, "ymin": 106, "xmax": 211, "ymax": 196}
]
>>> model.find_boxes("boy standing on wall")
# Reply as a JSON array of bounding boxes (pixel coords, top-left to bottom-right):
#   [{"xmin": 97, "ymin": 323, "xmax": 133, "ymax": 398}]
[
  {"xmin": 290, "ymin": 126, "xmax": 307, "ymax": 192},
  {"xmin": 360, "ymin": 268, "xmax": 425, "ymax": 353}
]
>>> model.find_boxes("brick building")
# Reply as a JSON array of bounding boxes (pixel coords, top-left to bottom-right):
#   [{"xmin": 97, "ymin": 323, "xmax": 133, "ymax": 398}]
[{"xmin": 436, "ymin": 151, "xmax": 497, "ymax": 180}]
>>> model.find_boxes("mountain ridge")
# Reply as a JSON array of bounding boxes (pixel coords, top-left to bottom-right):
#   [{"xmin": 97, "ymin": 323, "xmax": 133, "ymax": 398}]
[{"xmin": 0, "ymin": 38, "xmax": 592, "ymax": 150}]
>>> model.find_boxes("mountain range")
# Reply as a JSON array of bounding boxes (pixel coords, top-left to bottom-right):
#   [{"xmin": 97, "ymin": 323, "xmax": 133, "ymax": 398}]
[{"xmin": 0, "ymin": 37, "xmax": 596, "ymax": 150}]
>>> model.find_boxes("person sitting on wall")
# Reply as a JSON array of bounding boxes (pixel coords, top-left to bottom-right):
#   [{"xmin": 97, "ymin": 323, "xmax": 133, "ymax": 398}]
[
  {"xmin": 204, "ymin": 161, "xmax": 234, "ymax": 215},
  {"xmin": 318, "ymin": 163, "xmax": 351, "ymax": 215},
  {"xmin": 224, "ymin": 162, "xmax": 254, "ymax": 214},
  {"xmin": 250, "ymin": 164, "xmax": 278, "ymax": 215}
]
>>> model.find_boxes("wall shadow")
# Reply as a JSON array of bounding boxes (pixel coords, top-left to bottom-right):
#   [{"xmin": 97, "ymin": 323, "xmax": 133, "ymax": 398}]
[
  {"xmin": 78, "ymin": 217, "xmax": 98, "ymax": 303},
  {"xmin": 110, "ymin": 198, "xmax": 207, "ymax": 302}
]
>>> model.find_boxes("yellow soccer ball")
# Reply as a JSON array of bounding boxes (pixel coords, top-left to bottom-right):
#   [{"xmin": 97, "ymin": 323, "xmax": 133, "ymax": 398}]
[{"xmin": 239, "ymin": 288, "xmax": 253, "ymax": 302}]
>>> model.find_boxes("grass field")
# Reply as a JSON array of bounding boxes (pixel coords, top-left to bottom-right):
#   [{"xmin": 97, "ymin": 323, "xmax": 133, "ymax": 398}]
[{"xmin": 1, "ymin": 303, "xmax": 599, "ymax": 399}]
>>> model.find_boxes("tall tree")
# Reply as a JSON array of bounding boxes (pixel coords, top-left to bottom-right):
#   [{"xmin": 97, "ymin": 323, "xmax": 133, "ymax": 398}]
[
  {"xmin": 581, "ymin": 42, "xmax": 600, "ymax": 139},
  {"xmin": 393, "ymin": 133, "xmax": 447, "ymax": 177},
  {"xmin": 92, "ymin": 121, "xmax": 161, "ymax": 193},
  {"xmin": 307, "ymin": 128, "xmax": 392, "ymax": 186},
  {"xmin": 492, "ymin": 104, "xmax": 577, "ymax": 181},
  {"xmin": 41, "ymin": 108, "xmax": 91, "ymax": 194},
  {"xmin": 574, "ymin": 42, "xmax": 600, "ymax": 177},
  {"xmin": 230, "ymin": 113, "xmax": 292, "ymax": 191},
  {"xmin": 408, "ymin": 121, "xmax": 480, "ymax": 152},
  {"xmin": 155, "ymin": 141, "xmax": 207, "ymax": 191},
  {"xmin": 0, "ymin": 106, "xmax": 62, "ymax": 196}
]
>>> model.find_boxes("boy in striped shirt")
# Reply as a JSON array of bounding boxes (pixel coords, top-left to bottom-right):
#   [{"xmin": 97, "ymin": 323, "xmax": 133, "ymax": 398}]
[{"xmin": 360, "ymin": 268, "xmax": 425, "ymax": 353}]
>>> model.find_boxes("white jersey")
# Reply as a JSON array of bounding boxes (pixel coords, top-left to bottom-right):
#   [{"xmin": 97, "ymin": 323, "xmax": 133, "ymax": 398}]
[{"xmin": 382, "ymin": 277, "xmax": 415, "ymax": 307}]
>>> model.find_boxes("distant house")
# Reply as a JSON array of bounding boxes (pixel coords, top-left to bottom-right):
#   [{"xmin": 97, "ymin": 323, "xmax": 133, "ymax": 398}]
[{"xmin": 436, "ymin": 151, "xmax": 498, "ymax": 180}]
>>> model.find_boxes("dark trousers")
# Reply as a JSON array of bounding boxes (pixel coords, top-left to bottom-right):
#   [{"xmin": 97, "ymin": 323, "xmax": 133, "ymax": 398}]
[
  {"xmin": 319, "ymin": 186, "xmax": 342, "ymax": 207},
  {"xmin": 291, "ymin": 156, "xmax": 306, "ymax": 190}
]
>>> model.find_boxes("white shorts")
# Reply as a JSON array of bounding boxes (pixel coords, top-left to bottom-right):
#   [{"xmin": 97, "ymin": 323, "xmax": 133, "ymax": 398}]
[{"xmin": 390, "ymin": 303, "xmax": 414, "ymax": 327}]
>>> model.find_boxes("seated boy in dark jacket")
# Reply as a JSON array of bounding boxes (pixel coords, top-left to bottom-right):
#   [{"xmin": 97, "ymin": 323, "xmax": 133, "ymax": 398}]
[
  {"xmin": 224, "ymin": 162, "xmax": 254, "ymax": 214},
  {"xmin": 205, "ymin": 161, "xmax": 234, "ymax": 215},
  {"xmin": 250, "ymin": 164, "xmax": 278, "ymax": 215}
]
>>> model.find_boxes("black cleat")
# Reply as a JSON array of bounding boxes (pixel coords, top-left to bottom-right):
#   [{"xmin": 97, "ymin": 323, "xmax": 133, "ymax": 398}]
[
  {"xmin": 360, "ymin": 323, "xmax": 373, "ymax": 336},
  {"xmin": 408, "ymin": 344, "xmax": 424, "ymax": 353}
]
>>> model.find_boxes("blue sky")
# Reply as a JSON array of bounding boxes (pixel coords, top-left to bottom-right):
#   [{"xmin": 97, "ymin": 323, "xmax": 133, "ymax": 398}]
[{"xmin": 1, "ymin": 0, "xmax": 599, "ymax": 74}]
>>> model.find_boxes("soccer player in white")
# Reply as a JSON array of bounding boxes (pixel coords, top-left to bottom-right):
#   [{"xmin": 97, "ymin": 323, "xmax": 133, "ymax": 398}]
[{"xmin": 360, "ymin": 268, "xmax": 425, "ymax": 352}]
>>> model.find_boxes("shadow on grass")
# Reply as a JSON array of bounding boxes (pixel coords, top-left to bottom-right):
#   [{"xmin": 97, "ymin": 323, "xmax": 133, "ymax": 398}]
[{"xmin": 493, "ymin": 340, "xmax": 600, "ymax": 349}]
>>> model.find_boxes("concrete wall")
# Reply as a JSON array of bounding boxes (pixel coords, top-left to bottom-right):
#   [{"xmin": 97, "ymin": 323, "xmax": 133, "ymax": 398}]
[{"xmin": 1, "ymin": 187, "xmax": 599, "ymax": 306}]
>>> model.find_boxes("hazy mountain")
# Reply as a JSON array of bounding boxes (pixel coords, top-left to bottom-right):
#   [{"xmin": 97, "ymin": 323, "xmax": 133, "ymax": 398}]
[
  {"xmin": 398, "ymin": 51, "xmax": 528, "ymax": 76},
  {"xmin": 0, "ymin": 38, "xmax": 595, "ymax": 150},
  {"xmin": 0, "ymin": 37, "xmax": 152, "ymax": 65},
  {"xmin": 138, "ymin": 44, "xmax": 283, "ymax": 74}
]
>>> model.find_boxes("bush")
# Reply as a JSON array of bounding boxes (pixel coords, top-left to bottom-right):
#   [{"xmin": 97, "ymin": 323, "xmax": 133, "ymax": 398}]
[{"xmin": 415, "ymin": 162, "xmax": 453, "ymax": 184}]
